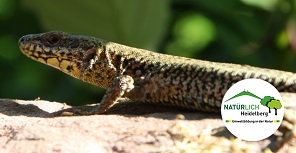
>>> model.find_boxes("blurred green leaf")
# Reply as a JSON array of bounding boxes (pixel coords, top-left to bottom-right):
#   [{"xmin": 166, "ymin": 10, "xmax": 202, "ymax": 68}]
[
  {"xmin": 165, "ymin": 14, "xmax": 215, "ymax": 57},
  {"xmin": 277, "ymin": 30, "xmax": 289, "ymax": 49},
  {"xmin": 0, "ymin": 0, "xmax": 16, "ymax": 20},
  {"xmin": 241, "ymin": 0, "xmax": 279, "ymax": 11},
  {"xmin": 21, "ymin": 0, "xmax": 169, "ymax": 50}
]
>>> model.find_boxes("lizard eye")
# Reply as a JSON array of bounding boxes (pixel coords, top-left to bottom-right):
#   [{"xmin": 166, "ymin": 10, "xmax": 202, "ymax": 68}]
[{"xmin": 42, "ymin": 33, "xmax": 61, "ymax": 46}]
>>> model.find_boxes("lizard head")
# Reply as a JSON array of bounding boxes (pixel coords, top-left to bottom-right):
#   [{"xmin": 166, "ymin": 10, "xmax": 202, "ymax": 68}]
[{"xmin": 19, "ymin": 31, "xmax": 113, "ymax": 87}]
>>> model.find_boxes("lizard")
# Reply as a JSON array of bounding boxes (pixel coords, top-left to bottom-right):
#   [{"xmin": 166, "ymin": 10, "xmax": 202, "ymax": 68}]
[{"xmin": 18, "ymin": 31, "xmax": 296, "ymax": 115}]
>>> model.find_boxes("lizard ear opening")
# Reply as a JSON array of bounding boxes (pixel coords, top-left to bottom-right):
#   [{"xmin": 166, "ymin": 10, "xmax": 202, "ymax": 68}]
[{"xmin": 83, "ymin": 48, "xmax": 97, "ymax": 62}]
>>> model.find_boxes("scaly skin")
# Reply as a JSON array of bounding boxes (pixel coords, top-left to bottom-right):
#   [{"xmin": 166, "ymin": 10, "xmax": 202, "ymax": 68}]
[{"xmin": 18, "ymin": 31, "xmax": 296, "ymax": 114}]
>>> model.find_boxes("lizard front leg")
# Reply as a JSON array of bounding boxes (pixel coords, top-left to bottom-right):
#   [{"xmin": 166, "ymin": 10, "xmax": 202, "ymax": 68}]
[{"xmin": 74, "ymin": 75, "xmax": 135, "ymax": 115}]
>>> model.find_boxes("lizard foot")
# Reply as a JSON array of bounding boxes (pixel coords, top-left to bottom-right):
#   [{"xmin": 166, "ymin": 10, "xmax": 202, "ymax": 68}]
[{"xmin": 50, "ymin": 75, "xmax": 134, "ymax": 116}]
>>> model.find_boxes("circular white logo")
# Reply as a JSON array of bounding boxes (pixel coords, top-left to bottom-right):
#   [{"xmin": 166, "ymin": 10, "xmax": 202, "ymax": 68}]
[{"xmin": 221, "ymin": 79, "xmax": 284, "ymax": 141}]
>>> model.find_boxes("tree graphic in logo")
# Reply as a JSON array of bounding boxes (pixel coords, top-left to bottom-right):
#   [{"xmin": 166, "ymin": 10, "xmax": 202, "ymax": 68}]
[
  {"xmin": 225, "ymin": 91, "xmax": 282, "ymax": 115},
  {"xmin": 260, "ymin": 96, "xmax": 282, "ymax": 115}
]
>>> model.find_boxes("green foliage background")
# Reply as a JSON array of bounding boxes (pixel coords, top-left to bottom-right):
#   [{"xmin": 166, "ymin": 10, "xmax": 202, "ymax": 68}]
[{"xmin": 1, "ymin": 0, "xmax": 296, "ymax": 105}]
